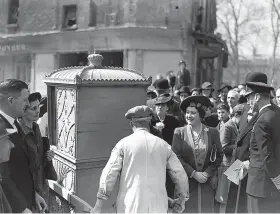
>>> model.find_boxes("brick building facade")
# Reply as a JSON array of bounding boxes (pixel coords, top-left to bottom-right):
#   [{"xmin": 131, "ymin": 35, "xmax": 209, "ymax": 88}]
[{"xmin": 0, "ymin": 0, "xmax": 226, "ymax": 94}]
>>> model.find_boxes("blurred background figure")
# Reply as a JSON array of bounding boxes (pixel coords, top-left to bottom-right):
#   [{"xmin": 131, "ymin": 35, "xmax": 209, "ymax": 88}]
[
  {"xmin": 190, "ymin": 88, "xmax": 200, "ymax": 96},
  {"xmin": 217, "ymin": 83, "xmax": 232, "ymax": 104},
  {"xmin": 166, "ymin": 71, "xmax": 176, "ymax": 95},
  {"xmin": 177, "ymin": 86, "xmax": 191, "ymax": 103},
  {"xmin": 176, "ymin": 60, "xmax": 191, "ymax": 90},
  {"xmin": 146, "ymin": 86, "xmax": 157, "ymax": 101}
]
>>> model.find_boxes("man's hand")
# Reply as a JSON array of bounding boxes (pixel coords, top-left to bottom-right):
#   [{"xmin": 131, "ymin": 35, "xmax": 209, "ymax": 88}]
[
  {"xmin": 193, "ymin": 172, "xmax": 208, "ymax": 183},
  {"xmin": 22, "ymin": 208, "xmax": 32, "ymax": 213},
  {"xmin": 35, "ymin": 192, "xmax": 47, "ymax": 212},
  {"xmin": 90, "ymin": 198, "xmax": 104, "ymax": 213},
  {"xmin": 172, "ymin": 198, "xmax": 186, "ymax": 213},
  {"xmin": 241, "ymin": 160, "xmax": 250, "ymax": 170}
]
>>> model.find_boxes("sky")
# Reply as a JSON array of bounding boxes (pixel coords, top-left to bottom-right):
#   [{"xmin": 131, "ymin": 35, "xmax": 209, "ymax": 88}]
[{"xmin": 216, "ymin": 0, "xmax": 280, "ymax": 59}]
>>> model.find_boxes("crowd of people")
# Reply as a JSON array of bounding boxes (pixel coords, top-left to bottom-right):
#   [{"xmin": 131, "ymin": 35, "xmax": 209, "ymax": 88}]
[
  {"xmin": 0, "ymin": 67, "xmax": 280, "ymax": 213},
  {"xmin": 91, "ymin": 70, "xmax": 280, "ymax": 213}
]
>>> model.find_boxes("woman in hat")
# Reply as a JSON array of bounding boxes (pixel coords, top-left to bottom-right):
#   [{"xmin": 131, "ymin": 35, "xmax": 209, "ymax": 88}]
[
  {"xmin": 190, "ymin": 88, "xmax": 200, "ymax": 96},
  {"xmin": 199, "ymin": 82, "xmax": 215, "ymax": 102},
  {"xmin": 18, "ymin": 92, "xmax": 56, "ymax": 212},
  {"xmin": 217, "ymin": 83, "xmax": 232, "ymax": 104},
  {"xmin": 172, "ymin": 96, "xmax": 223, "ymax": 213},
  {"xmin": 152, "ymin": 94, "xmax": 182, "ymax": 199},
  {"xmin": 0, "ymin": 118, "xmax": 16, "ymax": 213}
]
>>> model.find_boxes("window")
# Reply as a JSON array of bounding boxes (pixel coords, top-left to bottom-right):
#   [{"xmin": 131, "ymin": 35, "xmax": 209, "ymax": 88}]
[
  {"xmin": 8, "ymin": 0, "xmax": 19, "ymax": 25},
  {"xmin": 63, "ymin": 5, "xmax": 77, "ymax": 29}
]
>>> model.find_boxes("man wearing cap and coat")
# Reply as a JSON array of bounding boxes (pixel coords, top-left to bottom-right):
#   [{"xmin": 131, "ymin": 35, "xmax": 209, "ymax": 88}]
[
  {"xmin": 91, "ymin": 106, "xmax": 189, "ymax": 213},
  {"xmin": 176, "ymin": 61, "xmax": 191, "ymax": 89},
  {"xmin": 239, "ymin": 72, "xmax": 280, "ymax": 213}
]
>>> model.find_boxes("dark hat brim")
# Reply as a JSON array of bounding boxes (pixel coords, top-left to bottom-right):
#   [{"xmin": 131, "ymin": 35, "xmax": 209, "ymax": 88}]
[
  {"xmin": 246, "ymin": 81, "xmax": 274, "ymax": 90},
  {"xmin": 180, "ymin": 95, "xmax": 211, "ymax": 113},
  {"xmin": 155, "ymin": 95, "xmax": 172, "ymax": 105},
  {"xmin": 199, "ymin": 88, "xmax": 215, "ymax": 93},
  {"xmin": 243, "ymin": 91, "xmax": 253, "ymax": 98},
  {"xmin": 217, "ymin": 85, "xmax": 232, "ymax": 92}
]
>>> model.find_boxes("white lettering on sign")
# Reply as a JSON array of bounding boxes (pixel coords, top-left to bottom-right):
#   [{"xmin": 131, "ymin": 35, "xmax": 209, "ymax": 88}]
[{"xmin": 0, "ymin": 44, "xmax": 27, "ymax": 52}]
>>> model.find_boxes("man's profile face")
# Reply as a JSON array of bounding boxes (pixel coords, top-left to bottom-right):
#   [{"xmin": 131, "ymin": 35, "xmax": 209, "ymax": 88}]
[
  {"xmin": 276, "ymin": 89, "xmax": 280, "ymax": 106},
  {"xmin": 9, "ymin": 89, "xmax": 30, "ymax": 118}
]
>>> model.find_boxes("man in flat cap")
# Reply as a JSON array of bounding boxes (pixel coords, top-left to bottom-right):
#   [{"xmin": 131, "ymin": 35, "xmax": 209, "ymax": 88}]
[
  {"xmin": 91, "ymin": 106, "xmax": 189, "ymax": 213},
  {"xmin": 240, "ymin": 72, "xmax": 280, "ymax": 212}
]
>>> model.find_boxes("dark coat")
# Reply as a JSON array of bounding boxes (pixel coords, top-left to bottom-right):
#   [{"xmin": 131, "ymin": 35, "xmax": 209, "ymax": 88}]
[
  {"xmin": 0, "ymin": 114, "xmax": 35, "ymax": 212},
  {"xmin": 176, "ymin": 69, "xmax": 191, "ymax": 89},
  {"xmin": 172, "ymin": 125, "xmax": 223, "ymax": 212},
  {"xmin": 0, "ymin": 184, "xmax": 12, "ymax": 213},
  {"xmin": 246, "ymin": 104, "xmax": 280, "ymax": 198},
  {"xmin": 219, "ymin": 119, "xmax": 238, "ymax": 166},
  {"xmin": 151, "ymin": 115, "xmax": 181, "ymax": 146}
]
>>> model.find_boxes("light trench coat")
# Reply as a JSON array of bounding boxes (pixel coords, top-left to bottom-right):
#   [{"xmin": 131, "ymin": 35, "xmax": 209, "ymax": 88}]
[{"xmin": 97, "ymin": 128, "xmax": 189, "ymax": 213}]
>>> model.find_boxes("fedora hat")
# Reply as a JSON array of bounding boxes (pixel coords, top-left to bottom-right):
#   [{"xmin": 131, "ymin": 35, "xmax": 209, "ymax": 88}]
[
  {"xmin": 199, "ymin": 82, "xmax": 215, "ymax": 92},
  {"xmin": 0, "ymin": 118, "xmax": 16, "ymax": 139},
  {"xmin": 245, "ymin": 72, "xmax": 274, "ymax": 90},
  {"xmin": 180, "ymin": 95, "xmax": 211, "ymax": 113}
]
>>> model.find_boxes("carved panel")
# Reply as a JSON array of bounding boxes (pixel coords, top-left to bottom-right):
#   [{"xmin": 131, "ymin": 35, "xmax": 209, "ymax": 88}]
[
  {"xmin": 56, "ymin": 88, "xmax": 76, "ymax": 157},
  {"xmin": 53, "ymin": 158, "xmax": 75, "ymax": 193}
]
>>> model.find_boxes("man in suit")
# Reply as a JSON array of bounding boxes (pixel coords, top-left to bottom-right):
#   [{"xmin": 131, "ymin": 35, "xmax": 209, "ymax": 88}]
[
  {"xmin": 0, "ymin": 79, "xmax": 47, "ymax": 213},
  {"xmin": 241, "ymin": 72, "xmax": 280, "ymax": 213}
]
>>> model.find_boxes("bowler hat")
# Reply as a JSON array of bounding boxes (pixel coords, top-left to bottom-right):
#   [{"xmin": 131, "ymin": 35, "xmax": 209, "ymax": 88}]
[
  {"xmin": 154, "ymin": 79, "xmax": 170, "ymax": 91},
  {"xmin": 0, "ymin": 118, "xmax": 16, "ymax": 139},
  {"xmin": 245, "ymin": 72, "xmax": 274, "ymax": 90},
  {"xmin": 155, "ymin": 94, "xmax": 172, "ymax": 105},
  {"xmin": 199, "ymin": 82, "xmax": 215, "ymax": 92},
  {"xmin": 180, "ymin": 95, "xmax": 211, "ymax": 113},
  {"xmin": 178, "ymin": 86, "xmax": 191, "ymax": 95},
  {"xmin": 218, "ymin": 83, "xmax": 232, "ymax": 92},
  {"xmin": 125, "ymin": 105, "xmax": 153, "ymax": 121}
]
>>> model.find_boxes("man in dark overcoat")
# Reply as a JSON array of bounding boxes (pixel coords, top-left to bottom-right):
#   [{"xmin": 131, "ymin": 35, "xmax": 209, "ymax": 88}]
[
  {"xmin": 241, "ymin": 72, "xmax": 280, "ymax": 213},
  {"xmin": 0, "ymin": 79, "xmax": 46, "ymax": 213}
]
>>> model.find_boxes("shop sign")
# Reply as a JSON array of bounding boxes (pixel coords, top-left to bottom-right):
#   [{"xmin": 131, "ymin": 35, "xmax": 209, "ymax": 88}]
[{"xmin": 0, "ymin": 44, "xmax": 27, "ymax": 52}]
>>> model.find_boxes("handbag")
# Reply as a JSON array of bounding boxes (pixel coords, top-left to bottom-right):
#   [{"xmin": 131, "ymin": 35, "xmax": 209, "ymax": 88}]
[{"xmin": 42, "ymin": 137, "xmax": 58, "ymax": 181}]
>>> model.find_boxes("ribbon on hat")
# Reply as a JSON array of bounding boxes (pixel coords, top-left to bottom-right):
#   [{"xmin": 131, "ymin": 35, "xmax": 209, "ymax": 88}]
[{"xmin": 189, "ymin": 102, "xmax": 207, "ymax": 110}]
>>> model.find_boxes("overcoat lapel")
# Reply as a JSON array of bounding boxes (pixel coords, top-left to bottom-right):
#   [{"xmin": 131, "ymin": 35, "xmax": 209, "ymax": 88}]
[{"xmin": 0, "ymin": 114, "xmax": 29, "ymax": 160}]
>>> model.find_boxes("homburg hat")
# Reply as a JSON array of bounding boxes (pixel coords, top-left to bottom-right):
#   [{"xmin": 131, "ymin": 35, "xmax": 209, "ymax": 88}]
[{"xmin": 180, "ymin": 95, "xmax": 211, "ymax": 113}]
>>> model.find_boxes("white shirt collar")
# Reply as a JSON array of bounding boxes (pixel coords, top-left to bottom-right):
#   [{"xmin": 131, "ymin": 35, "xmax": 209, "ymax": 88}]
[
  {"xmin": 259, "ymin": 104, "xmax": 271, "ymax": 113},
  {"xmin": 0, "ymin": 109, "xmax": 17, "ymax": 130}
]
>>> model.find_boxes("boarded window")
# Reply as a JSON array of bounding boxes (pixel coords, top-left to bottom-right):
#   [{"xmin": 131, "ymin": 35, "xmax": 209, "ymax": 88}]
[
  {"xmin": 63, "ymin": 5, "xmax": 77, "ymax": 29},
  {"xmin": 8, "ymin": 0, "xmax": 19, "ymax": 24}
]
